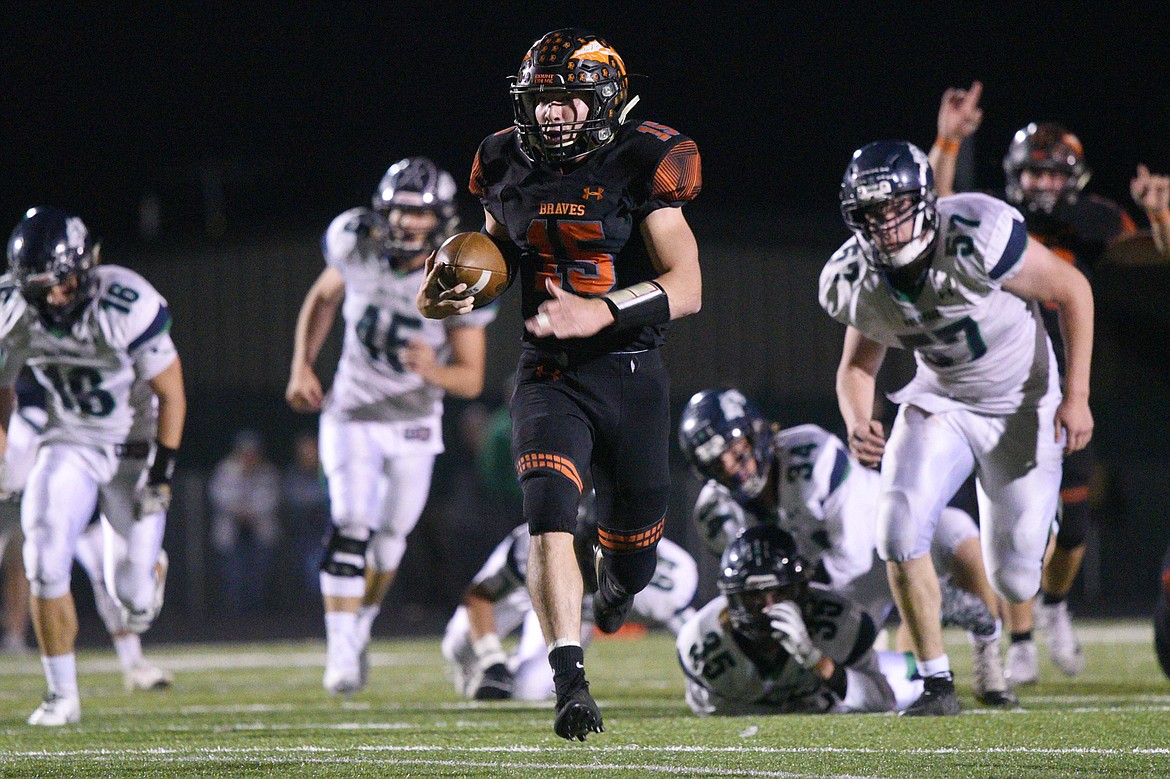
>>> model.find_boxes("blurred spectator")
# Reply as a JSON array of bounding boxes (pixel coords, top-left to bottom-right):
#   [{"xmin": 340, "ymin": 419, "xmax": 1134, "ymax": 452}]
[
  {"xmin": 477, "ymin": 378, "xmax": 522, "ymax": 520},
  {"xmin": 1, "ymin": 520, "xmax": 30, "ymax": 654},
  {"xmin": 281, "ymin": 431, "xmax": 331, "ymax": 600},
  {"xmin": 208, "ymin": 430, "xmax": 281, "ymax": 614}
]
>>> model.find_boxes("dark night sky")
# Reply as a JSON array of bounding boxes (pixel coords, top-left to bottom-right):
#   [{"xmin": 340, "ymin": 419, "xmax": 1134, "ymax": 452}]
[{"xmin": 4, "ymin": 2, "xmax": 1169, "ymax": 243}]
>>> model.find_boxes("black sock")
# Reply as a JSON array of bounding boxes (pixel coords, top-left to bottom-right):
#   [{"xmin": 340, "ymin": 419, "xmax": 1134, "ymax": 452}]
[
  {"xmin": 549, "ymin": 644, "xmax": 586, "ymax": 700},
  {"xmin": 1011, "ymin": 630, "xmax": 1033, "ymax": 644},
  {"xmin": 1041, "ymin": 591, "xmax": 1066, "ymax": 606}
]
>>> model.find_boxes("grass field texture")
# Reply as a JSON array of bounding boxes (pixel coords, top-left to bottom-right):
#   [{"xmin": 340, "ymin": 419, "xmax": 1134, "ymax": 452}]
[{"xmin": 2, "ymin": 620, "xmax": 1169, "ymax": 778}]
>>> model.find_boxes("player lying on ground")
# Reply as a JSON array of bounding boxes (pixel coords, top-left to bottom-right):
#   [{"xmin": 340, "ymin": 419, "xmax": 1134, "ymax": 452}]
[
  {"xmin": 443, "ymin": 497, "xmax": 696, "ymax": 701},
  {"xmin": 678, "ymin": 388, "xmax": 1014, "ymax": 706},
  {"xmin": 678, "ymin": 525, "xmax": 924, "ymax": 715}
]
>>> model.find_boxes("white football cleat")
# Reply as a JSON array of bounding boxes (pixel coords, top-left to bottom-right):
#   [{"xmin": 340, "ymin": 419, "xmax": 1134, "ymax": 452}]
[
  {"xmin": 124, "ymin": 660, "xmax": 174, "ymax": 692},
  {"xmin": 1037, "ymin": 600, "xmax": 1086, "ymax": 676},
  {"xmin": 323, "ymin": 631, "xmax": 365, "ymax": 695},
  {"xmin": 1005, "ymin": 639, "xmax": 1039, "ymax": 686},
  {"xmin": 969, "ymin": 634, "xmax": 1018, "ymax": 707},
  {"xmin": 27, "ymin": 693, "xmax": 81, "ymax": 726},
  {"xmin": 323, "ymin": 663, "xmax": 364, "ymax": 695}
]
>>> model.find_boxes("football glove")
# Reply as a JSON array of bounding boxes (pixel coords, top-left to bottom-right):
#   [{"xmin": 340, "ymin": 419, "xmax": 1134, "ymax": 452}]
[
  {"xmin": 137, "ymin": 442, "xmax": 177, "ymax": 519},
  {"xmin": 765, "ymin": 601, "xmax": 823, "ymax": 670},
  {"xmin": 136, "ymin": 483, "xmax": 172, "ymax": 518}
]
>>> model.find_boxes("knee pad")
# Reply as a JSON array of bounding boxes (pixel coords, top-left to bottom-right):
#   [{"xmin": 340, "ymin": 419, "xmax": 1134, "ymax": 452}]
[
  {"xmin": 368, "ymin": 531, "xmax": 407, "ymax": 574},
  {"xmin": 516, "ymin": 452, "xmax": 582, "ymax": 535},
  {"xmin": 990, "ymin": 552, "xmax": 1042, "ymax": 604},
  {"xmin": 112, "ymin": 559, "xmax": 155, "ymax": 615},
  {"xmin": 875, "ymin": 491, "xmax": 925, "ymax": 563},
  {"xmin": 598, "ymin": 517, "xmax": 664, "ymax": 596},
  {"xmin": 320, "ymin": 525, "xmax": 370, "ymax": 578},
  {"xmin": 22, "ymin": 534, "xmax": 72, "ymax": 600},
  {"xmin": 1054, "ymin": 496, "xmax": 1089, "ymax": 550}
]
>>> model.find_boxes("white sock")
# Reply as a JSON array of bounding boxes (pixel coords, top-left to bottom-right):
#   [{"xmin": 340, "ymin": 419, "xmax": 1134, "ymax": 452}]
[
  {"xmin": 473, "ymin": 633, "xmax": 507, "ymax": 667},
  {"xmin": 355, "ymin": 605, "xmax": 380, "ymax": 647},
  {"xmin": 41, "ymin": 653, "xmax": 79, "ymax": 698},
  {"xmin": 324, "ymin": 611, "xmax": 358, "ymax": 665},
  {"xmin": 919, "ymin": 654, "xmax": 952, "ymax": 678},
  {"xmin": 547, "ymin": 638, "xmax": 582, "ymax": 653},
  {"xmin": 112, "ymin": 634, "xmax": 143, "ymax": 671}
]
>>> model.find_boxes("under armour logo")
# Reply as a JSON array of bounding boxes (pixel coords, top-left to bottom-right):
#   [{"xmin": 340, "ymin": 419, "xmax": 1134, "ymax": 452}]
[{"xmin": 582, "ymin": 187, "xmax": 604, "ymax": 200}]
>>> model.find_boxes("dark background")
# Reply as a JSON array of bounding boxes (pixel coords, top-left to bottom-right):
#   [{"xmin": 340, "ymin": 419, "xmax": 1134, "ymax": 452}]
[
  {"xmin": 6, "ymin": 4, "xmax": 1169, "ymax": 236},
  {"xmin": 3, "ymin": 3, "xmax": 1168, "ymax": 639}
]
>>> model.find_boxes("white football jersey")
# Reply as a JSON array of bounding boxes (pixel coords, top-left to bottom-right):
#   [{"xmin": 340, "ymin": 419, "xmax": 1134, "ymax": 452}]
[
  {"xmin": 676, "ymin": 587, "xmax": 886, "ymax": 716},
  {"xmin": 321, "ymin": 208, "xmax": 496, "ymax": 423},
  {"xmin": 820, "ymin": 193, "xmax": 1058, "ymax": 415},
  {"xmin": 691, "ymin": 425, "xmax": 879, "ymax": 588},
  {"xmin": 0, "ymin": 266, "xmax": 176, "ymax": 447}
]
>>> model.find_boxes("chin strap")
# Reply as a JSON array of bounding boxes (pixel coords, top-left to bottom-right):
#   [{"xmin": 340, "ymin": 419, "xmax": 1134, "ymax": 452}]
[
  {"xmin": 617, "ymin": 95, "xmax": 640, "ymax": 124},
  {"xmin": 887, "ymin": 228, "xmax": 936, "ymax": 269}
]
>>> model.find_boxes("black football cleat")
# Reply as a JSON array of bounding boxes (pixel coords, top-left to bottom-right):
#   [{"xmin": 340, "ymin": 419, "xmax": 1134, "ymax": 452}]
[
  {"xmin": 593, "ymin": 583, "xmax": 635, "ymax": 634},
  {"xmin": 591, "ymin": 543, "xmax": 634, "ymax": 634},
  {"xmin": 902, "ymin": 673, "xmax": 962, "ymax": 717},
  {"xmin": 554, "ymin": 681, "xmax": 604, "ymax": 741},
  {"xmin": 976, "ymin": 688, "xmax": 1020, "ymax": 708},
  {"xmin": 473, "ymin": 662, "xmax": 515, "ymax": 701}
]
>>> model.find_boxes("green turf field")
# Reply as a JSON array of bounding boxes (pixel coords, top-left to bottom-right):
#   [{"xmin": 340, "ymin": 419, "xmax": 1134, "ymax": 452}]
[{"xmin": 1, "ymin": 620, "xmax": 1168, "ymax": 778}]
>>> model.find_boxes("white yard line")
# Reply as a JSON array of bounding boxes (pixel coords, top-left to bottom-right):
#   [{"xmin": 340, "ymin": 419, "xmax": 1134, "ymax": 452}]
[
  {"xmin": 6, "ymin": 744, "xmax": 1170, "ymax": 758},
  {"xmin": 0, "ymin": 650, "xmax": 433, "ymax": 675}
]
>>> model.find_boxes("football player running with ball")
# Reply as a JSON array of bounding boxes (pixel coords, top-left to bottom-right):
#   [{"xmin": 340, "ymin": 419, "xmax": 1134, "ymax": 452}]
[
  {"xmin": 819, "ymin": 141, "xmax": 1094, "ymax": 715},
  {"xmin": 3, "ymin": 207, "xmax": 186, "ymax": 725},
  {"xmin": 417, "ymin": 29, "xmax": 702, "ymax": 740},
  {"xmin": 286, "ymin": 158, "xmax": 495, "ymax": 695}
]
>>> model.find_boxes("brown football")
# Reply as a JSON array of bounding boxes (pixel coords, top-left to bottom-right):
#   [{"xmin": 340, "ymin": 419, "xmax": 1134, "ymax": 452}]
[{"xmin": 433, "ymin": 232, "xmax": 512, "ymax": 309}]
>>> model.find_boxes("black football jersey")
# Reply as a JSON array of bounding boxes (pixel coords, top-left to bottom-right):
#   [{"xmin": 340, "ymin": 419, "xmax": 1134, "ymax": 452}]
[
  {"xmin": 994, "ymin": 190, "xmax": 1136, "ymax": 375},
  {"xmin": 1023, "ymin": 193, "xmax": 1136, "ymax": 275},
  {"xmin": 471, "ymin": 121, "xmax": 701, "ymax": 355}
]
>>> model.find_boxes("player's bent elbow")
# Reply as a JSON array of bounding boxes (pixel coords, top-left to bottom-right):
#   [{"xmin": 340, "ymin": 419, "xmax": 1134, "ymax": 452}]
[
  {"xmin": 671, "ymin": 287, "xmax": 701, "ymax": 319},
  {"xmin": 458, "ymin": 377, "xmax": 485, "ymax": 400}
]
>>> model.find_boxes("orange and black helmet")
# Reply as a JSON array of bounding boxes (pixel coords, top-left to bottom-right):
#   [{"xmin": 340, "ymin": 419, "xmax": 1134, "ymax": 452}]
[
  {"xmin": 1003, "ymin": 122, "xmax": 1091, "ymax": 212},
  {"xmin": 510, "ymin": 28, "xmax": 629, "ymax": 165}
]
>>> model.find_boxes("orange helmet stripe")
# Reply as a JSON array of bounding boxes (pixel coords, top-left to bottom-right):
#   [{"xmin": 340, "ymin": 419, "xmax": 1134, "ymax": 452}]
[{"xmin": 572, "ymin": 41, "xmax": 625, "ymax": 73}]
